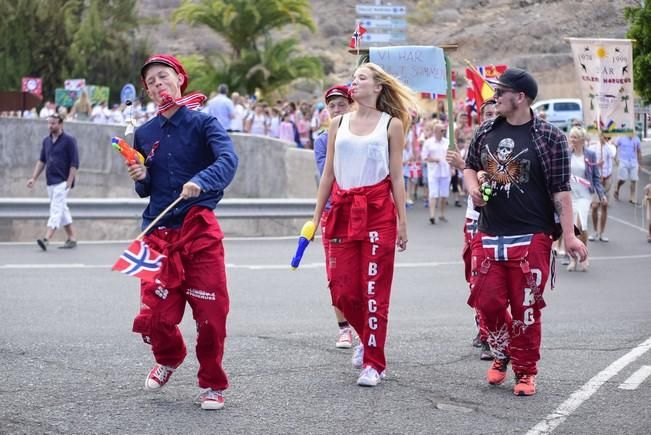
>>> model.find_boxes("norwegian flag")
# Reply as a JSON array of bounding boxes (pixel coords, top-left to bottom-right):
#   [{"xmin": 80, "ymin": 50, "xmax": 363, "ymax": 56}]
[
  {"xmin": 112, "ymin": 240, "xmax": 166, "ymax": 282},
  {"xmin": 349, "ymin": 23, "xmax": 367, "ymax": 49},
  {"xmin": 481, "ymin": 234, "xmax": 533, "ymax": 261}
]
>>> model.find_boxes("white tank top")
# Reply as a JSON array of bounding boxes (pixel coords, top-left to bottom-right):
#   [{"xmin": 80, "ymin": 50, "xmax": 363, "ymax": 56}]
[{"xmin": 334, "ymin": 112, "xmax": 391, "ymax": 189}]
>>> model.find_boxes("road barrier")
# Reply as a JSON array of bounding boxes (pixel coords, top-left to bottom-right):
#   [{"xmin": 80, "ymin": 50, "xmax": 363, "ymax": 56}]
[{"xmin": 0, "ymin": 198, "xmax": 316, "ymax": 220}]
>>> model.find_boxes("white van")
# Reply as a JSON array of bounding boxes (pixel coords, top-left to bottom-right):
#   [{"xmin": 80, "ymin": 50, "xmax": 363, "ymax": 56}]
[{"xmin": 531, "ymin": 98, "xmax": 582, "ymax": 131}]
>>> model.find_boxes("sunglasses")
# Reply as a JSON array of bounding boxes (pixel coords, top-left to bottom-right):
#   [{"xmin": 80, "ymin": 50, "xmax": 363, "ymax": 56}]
[{"xmin": 494, "ymin": 87, "xmax": 520, "ymax": 97}]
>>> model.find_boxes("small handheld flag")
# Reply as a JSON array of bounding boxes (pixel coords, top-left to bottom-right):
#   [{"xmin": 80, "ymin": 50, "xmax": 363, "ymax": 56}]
[
  {"xmin": 112, "ymin": 239, "xmax": 165, "ymax": 282},
  {"xmin": 349, "ymin": 23, "xmax": 367, "ymax": 49}
]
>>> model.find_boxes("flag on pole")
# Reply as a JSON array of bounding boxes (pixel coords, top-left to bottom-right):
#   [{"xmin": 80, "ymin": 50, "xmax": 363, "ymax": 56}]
[
  {"xmin": 466, "ymin": 66, "xmax": 495, "ymax": 107},
  {"xmin": 112, "ymin": 239, "xmax": 166, "ymax": 282},
  {"xmin": 349, "ymin": 23, "xmax": 367, "ymax": 49}
]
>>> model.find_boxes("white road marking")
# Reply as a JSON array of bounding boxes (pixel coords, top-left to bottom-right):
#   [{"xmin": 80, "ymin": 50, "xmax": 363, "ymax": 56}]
[
  {"xmin": 0, "ymin": 234, "xmax": 319, "ymax": 246},
  {"xmin": 2, "ymin": 255, "xmax": 650, "ymax": 270},
  {"xmin": 526, "ymin": 336, "xmax": 651, "ymax": 435},
  {"xmin": 608, "ymin": 215, "xmax": 648, "ymax": 233},
  {"xmin": 618, "ymin": 365, "xmax": 651, "ymax": 391}
]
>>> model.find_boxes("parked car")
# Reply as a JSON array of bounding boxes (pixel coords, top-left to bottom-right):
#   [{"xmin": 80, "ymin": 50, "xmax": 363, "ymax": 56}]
[{"xmin": 532, "ymin": 98, "xmax": 582, "ymax": 131}]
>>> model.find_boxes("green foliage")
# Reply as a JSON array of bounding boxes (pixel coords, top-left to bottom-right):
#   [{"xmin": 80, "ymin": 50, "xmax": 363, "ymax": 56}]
[
  {"xmin": 625, "ymin": 1, "xmax": 651, "ymax": 104},
  {"xmin": 173, "ymin": 0, "xmax": 322, "ymax": 98},
  {"xmin": 408, "ymin": 0, "xmax": 440, "ymax": 26},
  {"xmin": 0, "ymin": 0, "xmax": 148, "ymax": 103}
]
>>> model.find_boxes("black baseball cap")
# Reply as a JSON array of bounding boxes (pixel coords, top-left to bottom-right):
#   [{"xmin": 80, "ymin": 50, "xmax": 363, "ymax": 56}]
[{"xmin": 488, "ymin": 68, "xmax": 538, "ymax": 100}]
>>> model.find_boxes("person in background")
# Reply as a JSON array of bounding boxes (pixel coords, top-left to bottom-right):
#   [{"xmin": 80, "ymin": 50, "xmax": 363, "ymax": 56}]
[
  {"xmin": 69, "ymin": 91, "xmax": 92, "ymax": 121},
  {"xmin": 614, "ymin": 132, "xmax": 642, "ymax": 204},
  {"xmin": 447, "ymin": 98, "xmax": 497, "ymax": 361},
  {"xmin": 26, "ymin": 114, "xmax": 79, "ymax": 251},
  {"xmin": 421, "ymin": 121, "xmax": 451, "ymax": 224},
  {"xmin": 313, "ymin": 85, "xmax": 354, "ymax": 349},
  {"xmin": 207, "ymin": 84, "xmax": 235, "ymax": 131},
  {"xmin": 588, "ymin": 133, "xmax": 616, "ymax": 242},
  {"xmin": 566, "ymin": 127, "xmax": 605, "ymax": 272},
  {"xmin": 230, "ymin": 92, "xmax": 246, "ymax": 133}
]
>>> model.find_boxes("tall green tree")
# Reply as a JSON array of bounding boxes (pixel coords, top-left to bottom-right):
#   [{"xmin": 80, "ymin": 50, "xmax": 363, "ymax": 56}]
[
  {"xmin": 172, "ymin": 0, "xmax": 322, "ymax": 98},
  {"xmin": 69, "ymin": 0, "xmax": 148, "ymax": 99},
  {"xmin": 625, "ymin": 0, "xmax": 651, "ymax": 104},
  {"xmin": 0, "ymin": 0, "xmax": 78, "ymax": 98},
  {"xmin": 0, "ymin": 0, "xmax": 147, "ymax": 103}
]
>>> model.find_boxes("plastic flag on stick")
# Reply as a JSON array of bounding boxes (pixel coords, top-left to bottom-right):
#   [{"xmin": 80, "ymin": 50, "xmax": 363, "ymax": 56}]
[{"xmin": 112, "ymin": 239, "xmax": 165, "ymax": 282}]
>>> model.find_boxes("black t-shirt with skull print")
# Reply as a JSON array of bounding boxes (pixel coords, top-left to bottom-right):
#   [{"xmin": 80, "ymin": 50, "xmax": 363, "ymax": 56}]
[{"xmin": 477, "ymin": 120, "xmax": 555, "ymax": 236}]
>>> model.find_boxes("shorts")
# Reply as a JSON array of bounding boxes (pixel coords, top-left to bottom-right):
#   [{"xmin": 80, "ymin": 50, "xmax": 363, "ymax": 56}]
[
  {"xmin": 618, "ymin": 161, "xmax": 639, "ymax": 181},
  {"xmin": 428, "ymin": 176, "xmax": 451, "ymax": 198},
  {"xmin": 46, "ymin": 181, "xmax": 73, "ymax": 229}
]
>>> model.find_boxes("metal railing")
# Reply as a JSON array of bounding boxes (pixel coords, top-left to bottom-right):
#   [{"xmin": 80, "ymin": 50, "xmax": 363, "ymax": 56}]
[{"xmin": 0, "ymin": 198, "xmax": 316, "ymax": 220}]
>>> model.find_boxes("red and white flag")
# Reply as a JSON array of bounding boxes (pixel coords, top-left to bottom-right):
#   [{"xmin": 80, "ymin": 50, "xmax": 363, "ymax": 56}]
[
  {"xmin": 112, "ymin": 240, "xmax": 166, "ymax": 282},
  {"xmin": 349, "ymin": 23, "xmax": 367, "ymax": 49}
]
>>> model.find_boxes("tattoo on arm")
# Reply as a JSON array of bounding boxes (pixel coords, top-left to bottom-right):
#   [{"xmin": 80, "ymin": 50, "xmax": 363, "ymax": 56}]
[{"xmin": 554, "ymin": 199, "xmax": 563, "ymax": 215}]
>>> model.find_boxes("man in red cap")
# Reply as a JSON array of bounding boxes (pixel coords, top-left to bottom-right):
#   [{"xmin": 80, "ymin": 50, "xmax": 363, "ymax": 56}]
[
  {"xmin": 313, "ymin": 85, "xmax": 355, "ymax": 349},
  {"xmin": 126, "ymin": 54, "xmax": 238, "ymax": 410}
]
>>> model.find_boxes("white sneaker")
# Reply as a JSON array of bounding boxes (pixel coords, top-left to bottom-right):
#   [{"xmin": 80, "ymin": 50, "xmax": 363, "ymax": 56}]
[
  {"xmin": 351, "ymin": 344, "xmax": 364, "ymax": 368},
  {"xmin": 357, "ymin": 366, "xmax": 385, "ymax": 387},
  {"xmin": 198, "ymin": 388, "xmax": 225, "ymax": 410},
  {"xmin": 145, "ymin": 364, "xmax": 175, "ymax": 391},
  {"xmin": 336, "ymin": 327, "xmax": 353, "ymax": 349},
  {"xmin": 599, "ymin": 234, "xmax": 609, "ymax": 242},
  {"xmin": 588, "ymin": 233, "xmax": 599, "ymax": 241}
]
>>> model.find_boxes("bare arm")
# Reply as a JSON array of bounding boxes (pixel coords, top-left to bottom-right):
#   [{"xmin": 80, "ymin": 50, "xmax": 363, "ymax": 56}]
[
  {"xmin": 26, "ymin": 161, "xmax": 45, "ymax": 188},
  {"xmin": 66, "ymin": 167, "xmax": 77, "ymax": 189},
  {"xmin": 553, "ymin": 191, "xmax": 587, "ymax": 261},
  {"xmin": 388, "ymin": 118, "xmax": 408, "ymax": 251},
  {"xmin": 311, "ymin": 117, "xmax": 339, "ymax": 226}
]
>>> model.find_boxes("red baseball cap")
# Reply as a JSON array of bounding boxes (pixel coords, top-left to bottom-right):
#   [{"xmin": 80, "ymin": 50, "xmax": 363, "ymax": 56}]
[
  {"xmin": 324, "ymin": 85, "xmax": 353, "ymax": 103},
  {"xmin": 140, "ymin": 54, "xmax": 188, "ymax": 94}
]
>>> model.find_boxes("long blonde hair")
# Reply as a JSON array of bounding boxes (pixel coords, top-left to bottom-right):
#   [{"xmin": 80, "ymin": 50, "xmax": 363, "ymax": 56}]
[{"xmin": 357, "ymin": 62, "xmax": 420, "ymax": 135}]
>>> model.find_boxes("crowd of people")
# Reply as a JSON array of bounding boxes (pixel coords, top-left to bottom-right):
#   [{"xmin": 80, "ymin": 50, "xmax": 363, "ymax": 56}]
[{"xmin": 17, "ymin": 54, "xmax": 651, "ymax": 410}]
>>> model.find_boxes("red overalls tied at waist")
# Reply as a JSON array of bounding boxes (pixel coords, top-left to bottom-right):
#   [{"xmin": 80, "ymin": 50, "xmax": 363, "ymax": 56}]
[
  {"xmin": 144, "ymin": 206, "xmax": 224, "ymax": 289},
  {"xmin": 324, "ymin": 177, "xmax": 394, "ymax": 241}
]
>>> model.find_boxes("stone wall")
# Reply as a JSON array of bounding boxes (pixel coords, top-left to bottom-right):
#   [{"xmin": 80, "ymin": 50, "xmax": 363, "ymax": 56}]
[{"xmin": 0, "ymin": 118, "xmax": 317, "ymax": 240}]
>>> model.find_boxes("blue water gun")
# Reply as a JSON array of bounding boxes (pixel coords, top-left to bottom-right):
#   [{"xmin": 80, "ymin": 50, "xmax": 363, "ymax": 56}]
[{"xmin": 291, "ymin": 220, "xmax": 316, "ymax": 269}]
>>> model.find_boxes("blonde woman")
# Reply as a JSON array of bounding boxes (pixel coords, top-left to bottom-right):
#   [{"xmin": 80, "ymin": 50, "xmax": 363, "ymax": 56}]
[
  {"xmin": 567, "ymin": 126, "xmax": 605, "ymax": 271},
  {"xmin": 311, "ymin": 62, "xmax": 417, "ymax": 387},
  {"xmin": 70, "ymin": 91, "xmax": 91, "ymax": 121}
]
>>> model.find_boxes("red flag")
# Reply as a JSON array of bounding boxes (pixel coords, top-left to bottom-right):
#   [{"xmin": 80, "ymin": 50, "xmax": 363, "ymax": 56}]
[
  {"xmin": 349, "ymin": 24, "xmax": 367, "ymax": 49},
  {"xmin": 112, "ymin": 239, "xmax": 165, "ymax": 282}
]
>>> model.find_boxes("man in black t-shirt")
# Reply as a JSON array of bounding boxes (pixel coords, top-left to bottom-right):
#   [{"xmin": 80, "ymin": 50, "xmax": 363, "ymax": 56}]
[{"xmin": 464, "ymin": 68, "xmax": 587, "ymax": 396}]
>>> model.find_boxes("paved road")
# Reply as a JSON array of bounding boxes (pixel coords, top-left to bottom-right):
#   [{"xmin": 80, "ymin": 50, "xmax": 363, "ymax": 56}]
[{"xmin": 1, "ymin": 198, "xmax": 650, "ymax": 434}]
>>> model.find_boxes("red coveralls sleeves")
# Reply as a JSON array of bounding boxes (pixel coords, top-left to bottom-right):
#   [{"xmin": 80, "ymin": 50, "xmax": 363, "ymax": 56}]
[
  {"xmin": 468, "ymin": 232, "xmax": 552, "ymax": 376},
  {"xmin": 132, "ymin": 207, "xmax": 229, "ymax": 390},
  {"xmin": 324, "ymin": 177, "xmax": 397, "ymax": 373}
]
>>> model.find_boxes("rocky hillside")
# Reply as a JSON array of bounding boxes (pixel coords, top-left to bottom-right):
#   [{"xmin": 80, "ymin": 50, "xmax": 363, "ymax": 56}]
[{"xmin": 137, "ymin": 0, "xmax": 634, "ymax": 99}]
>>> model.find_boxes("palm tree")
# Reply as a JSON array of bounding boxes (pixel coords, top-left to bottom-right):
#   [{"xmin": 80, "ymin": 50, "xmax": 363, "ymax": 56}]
[
  {"xmin": 172, "ymin": 0, "xmax": 321, "ymax": 96},
  {"xmin": 173, "ymin": 0, "xmax": 316, "ymax": 59}
]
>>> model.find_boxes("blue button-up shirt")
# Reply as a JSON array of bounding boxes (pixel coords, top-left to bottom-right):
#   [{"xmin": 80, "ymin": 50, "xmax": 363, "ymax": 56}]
[
  {"xmin": 134, "ymin": 106, "xmax": 239, "ymax": 230},
  {"xmin": 39, "ymin": 131, "xmax": 80, "ymax": 187}
]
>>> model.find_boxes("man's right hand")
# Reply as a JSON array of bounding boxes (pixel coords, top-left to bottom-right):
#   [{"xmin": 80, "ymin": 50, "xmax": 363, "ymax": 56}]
[
  {"xmin": 469, "ymin": 187, "xmax": 486, "ymax": 207},
  {"xmin": 26, "ymin": 178, "xmax": 35, "ymax": 189},
  {"xmin": 126, "ymin": 161, "xmax": 147, "ymax": 181}
]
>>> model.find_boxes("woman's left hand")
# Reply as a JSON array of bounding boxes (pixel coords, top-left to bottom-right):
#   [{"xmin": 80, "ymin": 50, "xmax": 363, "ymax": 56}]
[{"xmin": 397, "ymin": 223, "xmax": 408, "ymax": 252}]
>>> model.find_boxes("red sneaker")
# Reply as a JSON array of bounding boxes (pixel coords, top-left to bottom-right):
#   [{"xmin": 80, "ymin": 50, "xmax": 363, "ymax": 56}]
[
  {"xmin": 145, "ymin": 364, "xmax": 175, "ymax": 390},
  {"xmin": 514, "ymin": 374, "xmax": 536, "ymax": 396},
  {"xmin": 199, "ymin": 389, "xmax": 225, "ymax": 410},
  {"xmin": 487, "ymin": 357, "xmax": 510, "ymax": 385}
]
